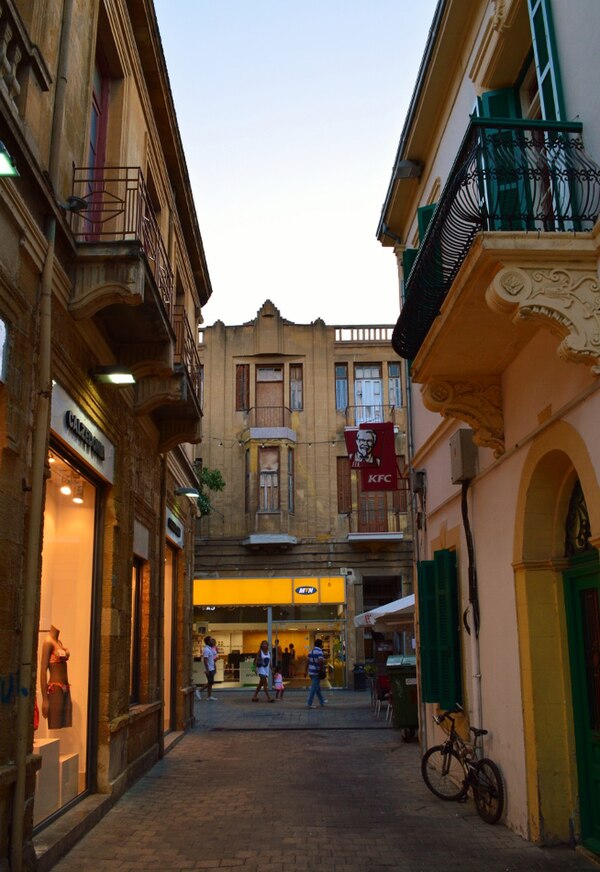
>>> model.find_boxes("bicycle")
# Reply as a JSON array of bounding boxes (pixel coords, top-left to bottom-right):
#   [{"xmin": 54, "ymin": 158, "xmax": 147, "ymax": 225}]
[{"xmin": 421, "ymin": 705, "xmax": 505, "ymax": 824}]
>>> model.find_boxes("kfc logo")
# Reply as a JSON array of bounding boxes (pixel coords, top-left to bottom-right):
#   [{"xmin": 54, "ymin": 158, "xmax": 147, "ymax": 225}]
[{"xmin": 344, "ymin": 422, "xmax": 397, "ymax": 491}]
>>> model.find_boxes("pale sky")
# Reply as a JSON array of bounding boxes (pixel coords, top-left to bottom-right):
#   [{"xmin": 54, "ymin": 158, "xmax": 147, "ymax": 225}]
[{"xmin": 153, "ymin": 1, "xmax": 438, "ymax": 327}]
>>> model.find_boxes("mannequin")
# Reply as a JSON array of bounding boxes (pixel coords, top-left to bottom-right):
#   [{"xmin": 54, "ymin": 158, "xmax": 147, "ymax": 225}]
[{"xmin": 39, "ymin": 625, "xmax": 72, "ymax": 729}]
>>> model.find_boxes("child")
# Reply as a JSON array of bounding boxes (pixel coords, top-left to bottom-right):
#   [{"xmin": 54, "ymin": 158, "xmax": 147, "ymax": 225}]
[{"xmin": 273, "ymin": 667, "xmax": 285, "ymax": 700}]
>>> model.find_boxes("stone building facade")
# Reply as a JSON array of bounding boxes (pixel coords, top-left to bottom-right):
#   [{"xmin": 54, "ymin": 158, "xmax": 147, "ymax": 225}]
[
  {"xmin": 0, "ymin": 1, "xmax": 211, "ymax": 868},
  {"xmin": 194, "ymin": 301, "xmax": 413, "ymax": 688}
]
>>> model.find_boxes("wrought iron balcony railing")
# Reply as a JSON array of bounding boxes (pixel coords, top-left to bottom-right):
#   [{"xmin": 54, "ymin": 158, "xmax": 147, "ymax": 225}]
[
  {"xmin": 172, "ymin": 306, "xmax": 202, "ymax": 406},
  {"xmin": 393, "ymin": 118, "xmax": 600, "ymax": 360},
  {"xmin": 344, "ymin": 404, "xmax": 402, "ymax": 427},
  {"xmin": 71, "ymin": 166, "xmax": 174, "ymax": 319}
]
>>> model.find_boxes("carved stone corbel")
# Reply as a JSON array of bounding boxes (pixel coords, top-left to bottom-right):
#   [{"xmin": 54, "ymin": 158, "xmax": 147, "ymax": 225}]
[
  {"xmin": 135, "ymin": 374, "xmax": 185, "ymax": 416},
  {"xmin": 159, "ymin": 418, "xmax": 203, "ymax": 453},
  {"xmin": 70, "ymin": 257, "xmax": 144, "ymax": 319},
  {"xmin": 487, "ymin": 266, "xmax": 600, "ymax": 373},
  {"xmin": 422, "ymin": 376, "xmax": 505, "ymax": 456}
]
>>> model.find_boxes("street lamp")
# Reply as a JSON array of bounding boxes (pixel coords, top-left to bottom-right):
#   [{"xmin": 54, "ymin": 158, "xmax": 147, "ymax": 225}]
[{"xmin": 0, "ymin": 141, "xmax": 19, "ymax": 177}]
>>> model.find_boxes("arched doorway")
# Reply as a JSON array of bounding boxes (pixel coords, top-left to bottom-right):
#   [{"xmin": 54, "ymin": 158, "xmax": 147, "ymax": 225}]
[
  {"xmin": 515, "ymin": 429, "xmax": 600, "ymax": 847},
  {"xmin": 563, "ymin": 480, "xmax": 600, "ymax": 854}
]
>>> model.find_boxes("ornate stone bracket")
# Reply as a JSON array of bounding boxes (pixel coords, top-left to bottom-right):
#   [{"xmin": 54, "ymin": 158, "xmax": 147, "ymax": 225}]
[
  {"xmin": 70, "ymin": 257, "xmax": 145, "ymax": 320},
  {"xmin": 487, "ymin": 266, "xmax": 600, "ymax": 373},
  {"xmin": 159, "ymin": 418, "xmax": 203, "ymax": 453},
  {"xmin": 422, "ymin": 376, "xmax": 505, "ymax": 457},
  {"xmin": 135, "ymin": 374, "xmax": 185, "ymax": 417}
]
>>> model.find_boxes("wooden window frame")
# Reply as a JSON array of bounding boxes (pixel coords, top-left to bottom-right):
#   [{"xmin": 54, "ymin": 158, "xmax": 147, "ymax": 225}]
[{"xmin": 236, "ymin": 364, "xmax": 250, "ymax": 411}]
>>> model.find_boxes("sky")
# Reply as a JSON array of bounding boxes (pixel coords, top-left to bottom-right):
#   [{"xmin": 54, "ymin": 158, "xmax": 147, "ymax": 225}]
[{"xmin": 153, "ymin": 1, "xmax": 438, "ymax": 328}]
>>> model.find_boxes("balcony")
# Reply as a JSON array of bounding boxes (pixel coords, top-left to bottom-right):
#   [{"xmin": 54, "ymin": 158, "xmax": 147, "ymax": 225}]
[
  {"xmin": 69, "ymin": 166, "xmax": 175, "ymax": 374},
  {"xmin": 68, "ymin": 167, "xmax": 203, "ymax": 450},
  {"xmin": 393, "ymin": 118, "xmax": 600, "ymax": 361},
  {"xmin": 0, "ymin": 0, "xmax": 52, "ymax": 119},
  {"xmin": 240, "ymin": 406, "xmax": 296, "ymax": 442},
  {"xmin": 392, "ymin": 119, "xmax": 600, "ymax": 456},
  {"xmin": 346, "ymin": 507, "xmax": 410, "ymax": 542}
]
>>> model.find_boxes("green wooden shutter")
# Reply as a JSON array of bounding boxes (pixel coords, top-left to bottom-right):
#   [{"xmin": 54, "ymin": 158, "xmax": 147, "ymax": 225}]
[
  {"xmin": 418, "ymin": 559, "xmax": 439, "ymax": 702},
  {"xmin": 527, "ymin": 0, "xmax": 566, "ymax": 121},
  {"xmin": 417, "ymin": 204, "xmax": 437, "ymax": 243},
  {"xmin": 418, "ymin": 550, "xmax": 462, "ymax": 709},
  {"xmin": 479, "ymin": 88, "xmax": 530, "ymax": 231},
  {"xmin": 434, "ymin": 549, "xmax": 462, "ymax": 710},
  {"xmin": 402, "ymin": 248, "xmax": 418, "ymax": 282}
]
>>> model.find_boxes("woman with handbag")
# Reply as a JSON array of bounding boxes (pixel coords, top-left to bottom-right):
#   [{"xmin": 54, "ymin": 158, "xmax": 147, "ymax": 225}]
[{"xmin": 304, "ymin": 639, "xmax": 328, "ymax": 708}]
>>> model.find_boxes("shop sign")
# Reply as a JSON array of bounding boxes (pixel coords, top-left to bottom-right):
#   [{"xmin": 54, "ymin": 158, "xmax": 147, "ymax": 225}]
[
  {"xmin": 344, "ymin": 422, "xmax": 397, "ymax": 491},
  {"xmin": 295, "ymin": 585, "xmax": 317, "ymax": 595},
  {"xmin": 166, "ymin": 508, "xmax": 184, "ymax": 548},
  {"xmin": 51, "ymin": 382, "xmax": 115, "ymax": 482}
]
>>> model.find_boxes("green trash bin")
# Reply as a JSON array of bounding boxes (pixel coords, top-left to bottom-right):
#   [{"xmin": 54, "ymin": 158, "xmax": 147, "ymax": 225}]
[{"xmin": 386, "ymin": 654, "xmax": 418, "ymax": 741}]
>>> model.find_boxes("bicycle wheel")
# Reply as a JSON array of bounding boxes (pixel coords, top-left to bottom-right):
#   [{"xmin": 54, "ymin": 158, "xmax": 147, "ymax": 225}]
[
  {"xmin": 421, "ymin": 745, "xmax": 467, "ymax": 800},
  {"xmin": 473, "ymin": 758, "xmax": 504, "ymax": 824}
]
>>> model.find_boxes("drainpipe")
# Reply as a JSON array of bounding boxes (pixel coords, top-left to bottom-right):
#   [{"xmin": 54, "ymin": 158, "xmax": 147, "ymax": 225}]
[
  {"xmin": 11, "ymin": 216, "xmax": 55, "ymax": 872},
  {"xmin": 12, "ymin": 2, "xmax": 74, "ymax": 866}
]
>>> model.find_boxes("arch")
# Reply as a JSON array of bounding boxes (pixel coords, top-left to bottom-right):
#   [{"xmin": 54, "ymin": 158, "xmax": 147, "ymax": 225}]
[{"xmin": 512, "ymin": 420, "xmax": 600, "ymax": 844}]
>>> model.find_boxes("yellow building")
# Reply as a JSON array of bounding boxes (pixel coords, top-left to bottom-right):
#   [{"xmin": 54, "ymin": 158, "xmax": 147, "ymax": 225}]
[
  {"xmin": 0, "ymin": 1, "xmax": 211, "ymax": 867},
  {"xmin": 195, "ymin": 301, "xmax": 414, "ymax": 687},
  {"xmin": 378, "ymin": 0, "xmax": 600, "ymax": 855}
]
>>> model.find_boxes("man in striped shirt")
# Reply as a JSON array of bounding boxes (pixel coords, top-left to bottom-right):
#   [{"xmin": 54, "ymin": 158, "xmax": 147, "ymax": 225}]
[{"xmin": 305, "ymin": 639, "xmax": 327, "ymax": 708}]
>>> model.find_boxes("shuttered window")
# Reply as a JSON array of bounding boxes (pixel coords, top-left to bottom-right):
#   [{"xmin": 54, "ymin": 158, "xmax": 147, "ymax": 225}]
[
  {"xmin": 527, "ymin": 0, "xmax": 565, "ymax": 121},
  {"xmin": 418, "ymin": 549, "xmax": 462, "ymax": 710},
  {"xmin": 337, "ymin": 457, "xmax": 351, "ymax": 514},
  {"xmin": 335, "ymin": 364, "xmax": 348, "ymax": 411},
  {"xmin": 290, "ymin": 364, "xmax": 303, "ymax": 411},
  {"xmin": 236, "ymin": 364, "xmax": 249, "ymax": 411}
]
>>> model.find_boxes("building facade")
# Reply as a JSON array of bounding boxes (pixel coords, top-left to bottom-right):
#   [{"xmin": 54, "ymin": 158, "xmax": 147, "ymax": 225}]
[
  {"xmin": 194, "ymin": 301, "xmax": 414, "ymax": 687},
  {"xmin": 0, "ymin": 1, "xmax": 211, "ymax": 868},
  {"xmin": 378, "ymin": 0, "xmax": 600, "ymax": 855}
]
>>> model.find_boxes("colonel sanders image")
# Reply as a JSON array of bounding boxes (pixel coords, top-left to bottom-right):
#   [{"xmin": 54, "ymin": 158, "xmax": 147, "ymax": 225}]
[{"xmin": 351, "ymin": 429, "xmax": 381, "ymax": 467}]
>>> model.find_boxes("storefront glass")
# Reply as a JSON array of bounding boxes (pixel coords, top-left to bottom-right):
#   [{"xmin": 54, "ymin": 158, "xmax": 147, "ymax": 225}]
[
  {"xmin": 35, "ymin": 450, "xmax": 97, "ymax": 825},
  {"xmin": 163, "ymin": 545, "xmax": 176, "ymax": 732}
]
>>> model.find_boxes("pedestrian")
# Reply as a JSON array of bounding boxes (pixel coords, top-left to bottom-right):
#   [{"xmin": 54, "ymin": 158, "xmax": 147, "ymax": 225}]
[
  {"xmin": 273, "ymin": 666, "xmax": 285, "ymax": 699},
  {"xmin": 195, "ymin": 635, "xmax": 218, "ymax": 701},
  {"xmin": 288, "ymin": 642, "xmax": 296, "ymax": 678},
  {"xmin": 305, "ymin": 638, "xmax": 327, "ymax": 708},
  {"xmin": 252, "ymin": 640, "xmax": 275, "ymax": 702}
]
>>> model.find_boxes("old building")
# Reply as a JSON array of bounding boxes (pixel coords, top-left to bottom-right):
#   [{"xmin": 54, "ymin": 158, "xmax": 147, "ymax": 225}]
[
  {"xmin": 378, "ymin": 0, "xmax": 600, "ymax": 855},
  {"xmin": 0, "ymin": 0, "xmax": 210, "ymax": 868},
  {"xmin": 194, "ymin": 301, "xmax": 413, "ymax": 688}
]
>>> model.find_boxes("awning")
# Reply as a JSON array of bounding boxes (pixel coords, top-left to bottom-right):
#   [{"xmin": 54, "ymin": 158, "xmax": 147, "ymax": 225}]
[{"xmin": 354, "ymin": 594, "xmax": 415, "ymax": 629}]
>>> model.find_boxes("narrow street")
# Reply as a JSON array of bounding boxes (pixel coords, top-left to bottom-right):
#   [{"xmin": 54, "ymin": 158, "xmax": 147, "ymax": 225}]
[{"xmin": 49, "ymin": 692, "xmax": 598, "ymax": 872}]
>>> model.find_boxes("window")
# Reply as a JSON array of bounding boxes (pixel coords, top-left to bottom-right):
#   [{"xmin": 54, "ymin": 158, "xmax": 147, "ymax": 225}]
[
  {"xmin": 199, "ymin": 364, "xmax": 204, "ymax": 412},
  {"xmin": 527, "ymin": 0, "xmax": 565, "ymax": 121},
  {"xmin": 388, "ymin": 363, "xmax": 402, "ymax": 407},
  {"xmin": 0, "ymin": 317, "xmax": 7, "ymax": 382},
  {"xmin": 244, "ymin": 448, "xmax": 250, "ymax": 513},
  {"xmin": 130, "ymin": 558, "xmax": 143, "ymax": 704},
  {"xmin": 258, "ymin": 446, "xmax": 279, "ymax": 512},
  {"xmin": 354, "ymin": 364, "xmax": 383, "ymax": 424},
  {"xmin": 335, "ymin": 364, "xmax": 348, "ymax": 411},
  {"xmin": 88, "ymin": 58, "xmax": 109, "ymax": 171},
  {"xmin": 290, "ymin": 364, "xmax": 303, "ymax": 411},
  {"xmin": 236, "ymin": 364, "xmax": 249, "ymax": 411},
  {"xmin": 287, "ymin": 448, "xmax": 295, "ymax": 513},
  {"xmin": 336, "ymin": 457, "xmax": 351, "ymax": 514},
  {"xmin": 418, "ymin": 550, "xmax": 462, "ymax": 711}
]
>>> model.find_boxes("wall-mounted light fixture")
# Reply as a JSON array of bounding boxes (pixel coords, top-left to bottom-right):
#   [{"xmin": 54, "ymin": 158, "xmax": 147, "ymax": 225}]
[
  {"xmin": 394, "ymin": 159, "xmax": 422, "ymax": 180},
  {"xmin": 175, "ymin": 486, "xmax": 200, "ymax": 499},
  {"xmin": 93, "ymin": 365, "xmax": 136, "ymax": 385},
  {"xmin": 0, "ymin": 141, "xmax": 19, "ymax": 177}
]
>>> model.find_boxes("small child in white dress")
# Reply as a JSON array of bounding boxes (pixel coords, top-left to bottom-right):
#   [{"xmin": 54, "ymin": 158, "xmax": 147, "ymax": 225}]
[{"xmin": 273, "ymin": 668, "xmax": 285, "ymax": 699}]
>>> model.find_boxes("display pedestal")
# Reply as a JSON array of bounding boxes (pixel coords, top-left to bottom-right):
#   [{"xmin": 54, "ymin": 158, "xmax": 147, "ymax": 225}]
[
  {"xmin": 59, "ymin": 752, "xmax": 79, "ymax": 805},
  {"xmin": 34, "ymin": 738, "xmax": 61, "ymax": 825},
  {"xmin": 240, "ymin": 659, "xmax": 256, "ymax": 686}
]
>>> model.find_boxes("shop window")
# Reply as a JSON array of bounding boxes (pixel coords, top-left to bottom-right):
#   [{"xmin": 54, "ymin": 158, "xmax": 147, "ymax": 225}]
[
  {"xmin": 0, "ymin": 316, "xmax": 7, "ymax": 382},
  {"xmin": 337, "ymin": 457, "xmax": 351, "ymax": 514},
  {"xmin": 163, "ymin": 545, "xmax": 177, "ymax": 733},
  {"xmin": 335, "ymin": 364, "xmax": 348, "ymax": 411},
  {"xmin": 290, "ymin": 364, "xmax": 303, "ymax": 411},
  {"xmin": 35, "ymin": 451, "xmax": 97, "ymax": 826},
  {"xmin": 130, "ymin": 558, "xmax": 143, "ymax": 705},
  {"xmin": 287, "ymin": 448, "xmax": 295, "ymax": 513},
  {"xmin": 236, "ymin": 364, "xmax": 249, "ymax": 411},
  {"xmin": 258, "ymin": 446, "xmax": 279, "ymax": 512},
  {"xmin": 418, "ymin": 549, "xmax": 462, "ymax": 711},
  {"xmin": 388, "ymin": 362, "xmax": 402, "ymax": 408}
]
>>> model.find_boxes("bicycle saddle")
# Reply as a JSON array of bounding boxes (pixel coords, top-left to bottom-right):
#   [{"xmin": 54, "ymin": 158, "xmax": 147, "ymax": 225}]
[{"xmin": 470, "ymin": 727, "xmax": 488, "ymax": 737}]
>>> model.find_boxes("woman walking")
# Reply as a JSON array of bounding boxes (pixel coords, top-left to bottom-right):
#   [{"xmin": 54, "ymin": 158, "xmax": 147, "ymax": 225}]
[{"xmin": 252, "ymin": 640, "xmax": 274, "ymax": 702}]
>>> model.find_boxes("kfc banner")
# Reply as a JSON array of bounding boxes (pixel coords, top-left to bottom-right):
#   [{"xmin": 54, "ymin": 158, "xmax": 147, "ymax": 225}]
[{"xmin": 344, "ymin": 422, "xmax": 397, "ymax": 491}]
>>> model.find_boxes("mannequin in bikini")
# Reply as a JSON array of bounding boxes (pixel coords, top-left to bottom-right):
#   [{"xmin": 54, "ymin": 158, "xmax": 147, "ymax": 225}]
[{"xmin": 39, "ymin": 625, "xmax": 72, "ymax": 729}]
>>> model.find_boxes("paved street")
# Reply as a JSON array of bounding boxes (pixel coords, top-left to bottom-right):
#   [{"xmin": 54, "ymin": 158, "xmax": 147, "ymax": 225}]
[{"xmin": 51, "ymin": 691, "xmax": 598, "ymax": 872}]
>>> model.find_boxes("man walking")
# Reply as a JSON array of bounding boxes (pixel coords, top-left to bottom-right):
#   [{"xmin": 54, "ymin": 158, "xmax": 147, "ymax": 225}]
[
  {"xmin": 195, "ymin": 635, "xmax": 218, "ymax": 701},
  {"xmin": 305, "ymin": 639, "xmax": 327, "ymax": 708}
]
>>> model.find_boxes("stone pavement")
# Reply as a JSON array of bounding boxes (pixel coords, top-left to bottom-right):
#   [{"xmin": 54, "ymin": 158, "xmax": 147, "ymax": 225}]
[{"xmin": 51, "ymin": 689, "xmax": 599, "ymax": 872}]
